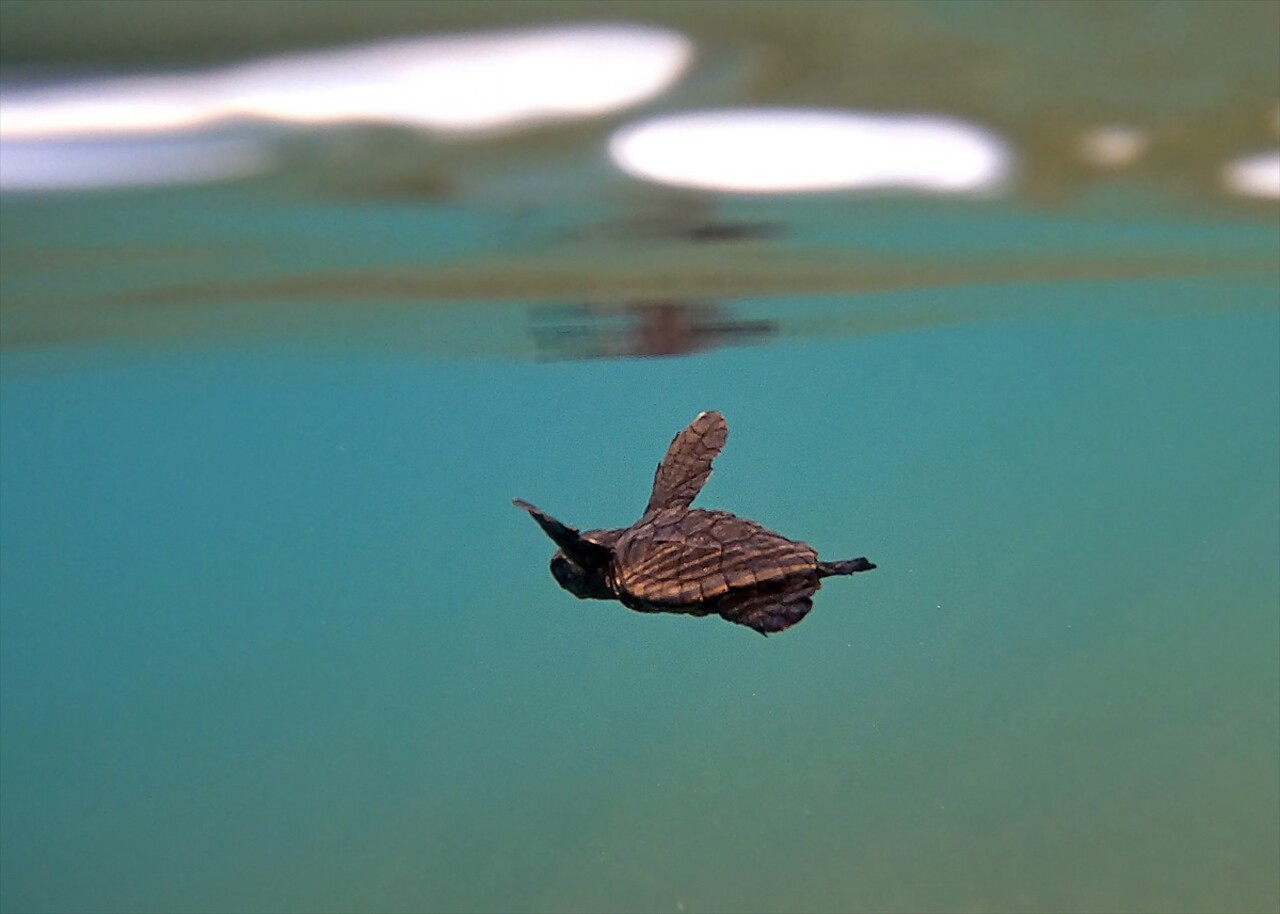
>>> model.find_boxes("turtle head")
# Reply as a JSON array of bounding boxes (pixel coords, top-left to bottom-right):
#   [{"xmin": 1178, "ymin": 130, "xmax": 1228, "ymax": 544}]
[
  {"xmin": 549, "ymin": 550, "xmax": 612, "ymax": 600},
  {"xmin": 514, "ymin": 499, "xmax": 615, "ymax": 600}
]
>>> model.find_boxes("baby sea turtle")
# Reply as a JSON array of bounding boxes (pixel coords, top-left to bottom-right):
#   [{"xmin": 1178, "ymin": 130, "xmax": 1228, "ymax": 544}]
[{"xmin": 514, "ymin": 411, "xmax": 875, "ymax": 635}]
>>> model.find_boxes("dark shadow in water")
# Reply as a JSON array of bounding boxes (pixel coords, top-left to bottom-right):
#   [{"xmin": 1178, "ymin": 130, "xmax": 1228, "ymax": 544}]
[
  {"xmin": 529, "ymin": 300, "xmax": 776, "ymax": 360},
  {"xmin": 1, "ymin": 247, "xmax": 1276, "ymax": 364}
]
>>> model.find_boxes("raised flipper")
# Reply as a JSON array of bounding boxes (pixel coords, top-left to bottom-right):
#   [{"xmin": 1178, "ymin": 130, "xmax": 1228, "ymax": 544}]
[
  {"xmin": 715, "ymin": 580, "xmax": 817, "ymax": 636},
  {"xmin": 644, "ymin": 411, "xmax": 729, "ymax": 514},
  {"xmin": 513, "ymin": 499, "xmax": 613, "ymax": 568}
]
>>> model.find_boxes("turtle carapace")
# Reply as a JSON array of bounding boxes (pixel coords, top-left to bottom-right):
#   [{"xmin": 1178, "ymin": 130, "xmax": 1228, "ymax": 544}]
[{"xmin": 515, "ymin": 411, "xmax": 875, "ymax": 635}]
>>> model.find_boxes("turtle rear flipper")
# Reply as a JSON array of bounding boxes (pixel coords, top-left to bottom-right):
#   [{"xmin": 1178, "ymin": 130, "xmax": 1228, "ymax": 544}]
[
  {"xmin": 644, "ymin": 411, "xmax": 728, "ymax": 514},
  {"xmin": 818, "ymin": 557, "xmax": 876, "ymax": 577},
  {"xmin": 717, "ymin": 582, "xmax": 816, "ymax": 636}
]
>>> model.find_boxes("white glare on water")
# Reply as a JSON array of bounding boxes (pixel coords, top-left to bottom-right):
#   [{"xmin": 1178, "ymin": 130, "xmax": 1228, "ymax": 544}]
[
  {"xmin": 0, "ymin": 25, "xmax": 692, "ymax": 140},
  {"xmin": 0, "ymin": 135, "xmax": 275, "ymax": 192},
  {"xmin": 1223, "ymin": 151, "xmax": 1280, "ymax": 200},
  {"xmin": 0, "ymin": 24, "xmax": 691, "ymax": 191},
  {"xmin": 608, "ymin": 109, "xmax": 1012, "ymax": 194}
]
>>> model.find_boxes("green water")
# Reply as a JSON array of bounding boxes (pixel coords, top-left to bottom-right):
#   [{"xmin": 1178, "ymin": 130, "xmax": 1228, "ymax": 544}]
[
  {"xmin": 2, "ymin": 193, "xmax": 1277, "ymax": 912},
  {"xmin": 2, "ymin": 3, "xmax": 1280, "ymax": 911}
]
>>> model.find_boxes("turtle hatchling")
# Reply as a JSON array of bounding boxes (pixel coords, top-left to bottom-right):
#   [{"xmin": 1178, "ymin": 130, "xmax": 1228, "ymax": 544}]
[{"xmin": 514, "ymin": 411, "xmax": 875, "ymax": 635}]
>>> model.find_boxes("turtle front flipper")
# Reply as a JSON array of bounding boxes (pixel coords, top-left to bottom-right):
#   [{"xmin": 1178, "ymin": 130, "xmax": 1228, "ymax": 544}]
[
  {"xmin": 644, "ymin": 410, "xmax": 729, "ymax": 514},
  {"xmin": 513, "ymin": 499, "xmax": 612, "ymax": 568}
]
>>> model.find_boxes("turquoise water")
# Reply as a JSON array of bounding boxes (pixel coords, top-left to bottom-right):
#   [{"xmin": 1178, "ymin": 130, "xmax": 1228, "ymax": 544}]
[
  {"xmin": 1, "ymin": 182, "xmax": 1277, "ymax": 913},
  {"xmin": 1, "ymin": 4, "xmax": 1279, "ymax": 905}
]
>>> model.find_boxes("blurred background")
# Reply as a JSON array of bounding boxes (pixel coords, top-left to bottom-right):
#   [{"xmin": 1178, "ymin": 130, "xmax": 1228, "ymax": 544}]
[{"xmin": 1, "ymin": 2, "xmax": 1277, "ymax": 913}]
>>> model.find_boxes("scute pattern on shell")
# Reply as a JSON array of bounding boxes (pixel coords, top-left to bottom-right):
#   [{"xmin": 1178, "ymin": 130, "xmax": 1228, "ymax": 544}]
[{"xmin": 615, "ymin": 508, "xmax": 818, "ymax": 605}]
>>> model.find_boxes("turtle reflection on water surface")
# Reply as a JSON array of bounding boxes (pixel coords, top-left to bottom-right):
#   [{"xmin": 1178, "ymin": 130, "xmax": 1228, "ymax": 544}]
[{"xmin": 515, "ymin": 411, "xmax": 876, "ymax": 635}]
